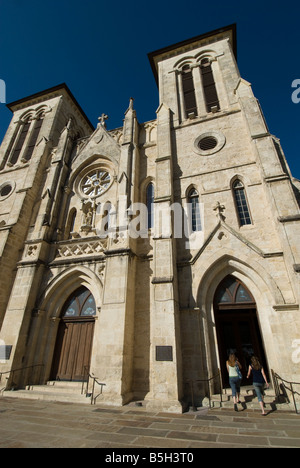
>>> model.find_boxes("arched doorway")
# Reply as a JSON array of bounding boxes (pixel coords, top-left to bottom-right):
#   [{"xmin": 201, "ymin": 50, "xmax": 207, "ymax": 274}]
[
  {"xmin": 214, "ymin": 275, "xmax": 269, "ymax": 387},
  {"xmin": 51, "ymin": 286, "xmax": 96, "ymax": 381}
]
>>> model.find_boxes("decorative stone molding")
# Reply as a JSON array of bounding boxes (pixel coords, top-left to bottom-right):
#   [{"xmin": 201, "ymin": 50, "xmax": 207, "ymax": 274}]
[{"xmin": 55, "ymin": 238, "xmax": 108, "ymax": 259}]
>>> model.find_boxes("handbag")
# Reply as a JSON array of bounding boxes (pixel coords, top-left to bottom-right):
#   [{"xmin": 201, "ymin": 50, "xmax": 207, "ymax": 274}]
[{"xmin": 236, "ymin": 364, "xmax": 242, "ymax": 380}]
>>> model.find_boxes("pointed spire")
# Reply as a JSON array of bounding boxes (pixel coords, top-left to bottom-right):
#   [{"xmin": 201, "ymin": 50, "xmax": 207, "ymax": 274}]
[{"xmin": 124, "ymin": 97, "xmax": 135, "ymax": 116}]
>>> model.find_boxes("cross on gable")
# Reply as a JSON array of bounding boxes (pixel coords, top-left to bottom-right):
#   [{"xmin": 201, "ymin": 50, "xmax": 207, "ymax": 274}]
[{"xmin": 98, "ymin": 113, "xmax": 108, "ymax": 128}]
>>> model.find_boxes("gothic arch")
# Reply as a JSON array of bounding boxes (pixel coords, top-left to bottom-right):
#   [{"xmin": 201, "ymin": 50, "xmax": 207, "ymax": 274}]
[
  {"xmin": 195, "ymin": 253, "xmax": 282, "ymax": 380},
  {"xmin": 30, "ymin": 266, "xmax": 104, "ymax": 383},
  {"xmin": 39, "ymin": 265, "xmax": 103, "ymax": 318},
  {"xmin": 184, "ymin": 183, "xmax": 200, "ymax": 200},
  {"xmin": 196, "ymin": 252, "xmax": 284, "ymax": 309},
  {"xmin": 140, "ymin": 176, "xmax": 155, "ymax": 203}
]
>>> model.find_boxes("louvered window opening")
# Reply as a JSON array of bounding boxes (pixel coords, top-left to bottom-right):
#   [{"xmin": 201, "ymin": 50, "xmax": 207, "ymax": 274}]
[
  {"xmin": 182, "ymin": 66, "xmax": 198, "ymax": 118},
  {"xmin": 9, "ymin": 121, "xmax": 31, "ymax": 165},
  {"xmin": 23, "ymin": 118, "xmax": 43, "ymax": 161},
  {"xmin": 200, "ymin": 59, "xmax": 220, "ymax": 112},
  {"xmin": 198, "ymin": 136, "xmax": 218, "ymax": 151}
]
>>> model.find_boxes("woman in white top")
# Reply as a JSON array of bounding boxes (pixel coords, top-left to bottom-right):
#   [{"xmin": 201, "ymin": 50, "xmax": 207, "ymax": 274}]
[{"xmin": 226, "ymin": 353, "xmax": 243, "ymax": 412}]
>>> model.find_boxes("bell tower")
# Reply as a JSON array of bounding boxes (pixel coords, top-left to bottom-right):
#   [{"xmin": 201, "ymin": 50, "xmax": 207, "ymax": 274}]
[
  {"xmin": 148, "ymin": 24, "xmax": 237, "ymax": 125},
  {"xmin": 0, "ymin": 84, "xmax": 93, "ymax": 374}
]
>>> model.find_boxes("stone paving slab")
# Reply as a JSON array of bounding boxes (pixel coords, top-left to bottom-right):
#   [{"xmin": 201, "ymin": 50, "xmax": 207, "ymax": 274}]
[{"xmin": 0, "ymin": 397, "xmax": 299, "ymax": 449}]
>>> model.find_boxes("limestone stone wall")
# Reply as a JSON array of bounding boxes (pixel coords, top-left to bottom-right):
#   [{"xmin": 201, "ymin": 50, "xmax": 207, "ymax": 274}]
[{"xmin": 0, "ymin": 28, "xmax": 299, "ymax": 411}]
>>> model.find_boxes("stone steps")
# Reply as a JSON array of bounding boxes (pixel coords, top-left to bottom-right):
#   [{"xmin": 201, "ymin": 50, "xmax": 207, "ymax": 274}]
[
  {"xmin": 2, "ymin": 383, "xmax": 296, "ymax": 413},
  {"xmin": 209, "ymin": 387, "xmax": 293, "ymax": 411},
  {"xmin": 2, "ymin": 381, "xmax": 94, "ymax": 405}
]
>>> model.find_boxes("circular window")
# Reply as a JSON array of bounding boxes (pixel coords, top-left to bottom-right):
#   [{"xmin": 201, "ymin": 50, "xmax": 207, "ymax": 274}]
[
  {"xmin": 0, "ymin": 184, "xmax": 12, "ymax": 197},
  {"xmin": 80, "ymin": 169, "xmax": 112, "ymax": 198},
  {"xmin": 198, "ymin": 136, "xmax": 218, "ymax": 151},
  {"xmin": 0, "ymin": 182, "xmax": 15, "ymax": 200},
  {"xmin": 194, "ymin": 131, "xmax": 226, "ymax": 156}
]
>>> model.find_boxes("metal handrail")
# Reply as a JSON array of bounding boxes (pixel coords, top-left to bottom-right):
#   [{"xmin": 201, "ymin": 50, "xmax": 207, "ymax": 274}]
[
  {"xmin": 0, "ymin": 364, "xmax": 44, "ymax": 392},
  {"xmin": 81, "ymin": 366, "xmax": 106, "ymax": 405},
  {"xmin": 187, "ymin": 369, "xmax": 223, "ymax": 411},
  {"xmin": 271, "ymin": 369, "xmax": 300, "ymax": 414}
]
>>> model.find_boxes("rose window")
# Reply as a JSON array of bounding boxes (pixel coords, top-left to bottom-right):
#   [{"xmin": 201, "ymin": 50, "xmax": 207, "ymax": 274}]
[{"xmin": 80, "ymin": 169, "xmax": 111, "ymax": 198}]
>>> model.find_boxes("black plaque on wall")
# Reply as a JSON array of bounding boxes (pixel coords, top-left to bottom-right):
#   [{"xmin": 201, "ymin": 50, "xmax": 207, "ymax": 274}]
[{"xmin": 156, "ymin": 346, "xmax": 173, "ymax": 361}]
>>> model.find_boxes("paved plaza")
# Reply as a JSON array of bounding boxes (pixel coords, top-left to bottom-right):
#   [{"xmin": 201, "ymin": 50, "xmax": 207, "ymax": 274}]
[{"xmin": 0, "ymin": 397, "xmax": 299, "ymax": 449}]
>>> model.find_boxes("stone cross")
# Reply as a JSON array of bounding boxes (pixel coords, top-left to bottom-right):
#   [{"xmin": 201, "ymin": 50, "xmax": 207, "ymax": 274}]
[{"xmin": 98, "ymin": 113, "xmax": 108, "ymax": 128}]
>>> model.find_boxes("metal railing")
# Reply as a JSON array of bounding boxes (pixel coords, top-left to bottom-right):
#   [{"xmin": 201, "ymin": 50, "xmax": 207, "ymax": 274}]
[
  {"xmin": 271, "ymin": 369, "xmax": 300, "ymax": 414},
  {"xmin": 186, "ymin": 369, "xmax": 223, "ymax": 411},
  {"xmin": 81, "ymin": 366, "xmax": 106, "ymax": 405},
  {"xmin": 0, "ymin": 364, "xmax": 44, "ymax": 393}
]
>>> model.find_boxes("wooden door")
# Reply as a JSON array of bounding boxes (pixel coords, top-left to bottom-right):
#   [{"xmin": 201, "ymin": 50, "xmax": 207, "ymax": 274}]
[{"xmin": 51, "ymin": 318, "xmax": 95, "ymax": 381}]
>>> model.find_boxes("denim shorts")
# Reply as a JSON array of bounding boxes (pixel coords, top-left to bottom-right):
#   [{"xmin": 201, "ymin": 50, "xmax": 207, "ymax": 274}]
[
  {"xmin": 229, "ymin": 377, "xmax": 241, "ymax": 397},
  {"xmin": 253, "ymin": 383, "xmax": 265, "ymax": 402}
]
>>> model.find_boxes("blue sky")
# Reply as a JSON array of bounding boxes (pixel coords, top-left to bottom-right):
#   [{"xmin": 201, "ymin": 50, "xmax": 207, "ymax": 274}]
[{"xmin": 0, "ymin": 0, "xmax": 299, "ymax": 178}]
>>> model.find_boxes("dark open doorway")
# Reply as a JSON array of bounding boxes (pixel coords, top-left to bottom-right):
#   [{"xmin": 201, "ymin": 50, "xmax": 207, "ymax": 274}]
[{"xmin": 214, "ymin": 275, "xmax": 269, "ymax": 387}]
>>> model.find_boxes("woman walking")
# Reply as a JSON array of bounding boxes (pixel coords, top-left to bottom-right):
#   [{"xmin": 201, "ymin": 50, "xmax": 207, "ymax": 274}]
[
  {"xmin": 247, "ymin": 356, "xmax": 269, "ymax": 415},
  {"xmin": 226, "ymin": 353, "xmax": 242, "ymax": 412}
]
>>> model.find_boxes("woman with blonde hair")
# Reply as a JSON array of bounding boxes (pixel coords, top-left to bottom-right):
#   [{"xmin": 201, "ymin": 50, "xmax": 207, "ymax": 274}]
[
  {"xmin": 247, "ymin": 356, "xmax": 269, "ymax": 416},
  {"xmin": 226, "ymin": 353, "xmax": 243, "ymax": 412}
]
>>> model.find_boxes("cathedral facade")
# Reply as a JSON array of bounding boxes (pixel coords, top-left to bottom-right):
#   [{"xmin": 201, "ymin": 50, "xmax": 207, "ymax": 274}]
[{"xmin": 0, "ymin": 25, "xmax": 299, "ymax": 412}]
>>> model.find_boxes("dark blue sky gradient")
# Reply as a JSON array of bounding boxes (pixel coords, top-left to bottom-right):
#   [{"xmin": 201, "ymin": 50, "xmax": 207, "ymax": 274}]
[{"xmin": 0, "ymin": 0, "xmax": 299, "ymax": 178}]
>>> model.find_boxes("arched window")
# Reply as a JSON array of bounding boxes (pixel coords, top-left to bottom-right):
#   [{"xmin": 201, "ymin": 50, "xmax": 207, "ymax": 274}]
[
  {"xmin": 146, "ymin": 183, "xmax": 154, "ymax": 229},
  {"xmin": 62, "ymin": 286, "xmax": 96, "ymax": 318},
  {"xmin": 233, "ymin": 180, "xmax": 252, "ymax": 226},
  {"xmin": 188, "ymin": 188, "xmax": 202, "ymax": 232},
  {"xmin": 9, "ymin": 119, "xmax": 31, "ymax": 165},
  {"xmin": 200, "ymin": 58, "xmax": 220, "ymax": 113},
  {"xmin": 215, "ymin": 275, "xmax": 255, "ymax": 308},
  {"xmin": 22, "ymin": 116, "xmax": 44, "ymax": 162},
  {"xmin": 182, "ymin": 65, "xmax": 198, "ymax": 118}
]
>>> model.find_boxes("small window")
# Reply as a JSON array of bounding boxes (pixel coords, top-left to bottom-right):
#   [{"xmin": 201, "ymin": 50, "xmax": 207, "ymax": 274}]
[
  {"xmin": 182, "ymin": 65, "xmax": 198, "ymax": 118},
  {"xmin": 188, "ymin": 188, "xmax": 202, "ymax": 232},
  {"xmin": 146, "ymin": 183, "xmax": 154, "ymax": 229},
  {"xmin": 233, "ymin": 180, "xmax": 252, "ymax": 226}
]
